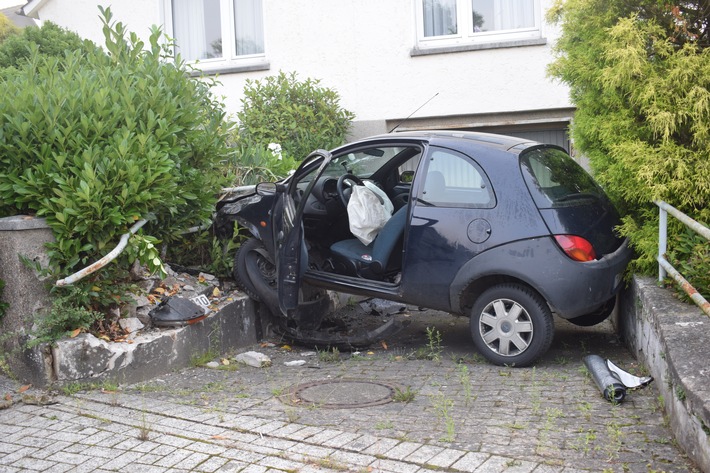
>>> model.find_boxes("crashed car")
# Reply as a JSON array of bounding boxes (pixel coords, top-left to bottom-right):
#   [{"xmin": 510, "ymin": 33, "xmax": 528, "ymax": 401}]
[{"xmin": 215, "ymin": 131, "xmax": 632, "ymax": 366}]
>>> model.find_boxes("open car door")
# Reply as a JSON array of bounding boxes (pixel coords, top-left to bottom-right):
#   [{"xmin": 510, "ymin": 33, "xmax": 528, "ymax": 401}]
[{"xmin": 273, "ymin": 150, "xmax": 332, "ymax": 316}]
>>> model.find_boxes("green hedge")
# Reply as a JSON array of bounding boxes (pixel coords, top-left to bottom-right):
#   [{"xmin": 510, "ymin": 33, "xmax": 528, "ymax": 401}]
[
  {"xmin": 237, "ymin": 71, "xmax": 355, "ymax": 160},
  {"xmin": 0, "ymin": 8, "xmax": 232, "ymax": 309}
]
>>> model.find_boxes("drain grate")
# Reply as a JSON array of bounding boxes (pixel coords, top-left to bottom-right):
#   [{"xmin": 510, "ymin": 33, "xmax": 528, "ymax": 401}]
[{"xmin": 281, "ymin": 379, "xmax": 398, "ymax": 409}]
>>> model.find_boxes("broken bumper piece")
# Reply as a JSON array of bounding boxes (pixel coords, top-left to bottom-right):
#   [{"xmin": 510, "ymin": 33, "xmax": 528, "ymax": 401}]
[{"xmin": 149, "ymin": 297, "xmax": 208, "ymax": 327}]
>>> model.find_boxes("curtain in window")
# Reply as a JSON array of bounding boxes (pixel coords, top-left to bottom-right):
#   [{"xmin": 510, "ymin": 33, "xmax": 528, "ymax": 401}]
[
  {"xmin": 472, "ymin": 0, "xmax": 534, "ymax": 32},
  {"xmin": 234, "ymin": 0, "xmax": 264, "ymax": 55},
  {"xmin": 423, "ymin": 0, "xmax": 458, "ymax": 37},
  {"xmin": 172, "ymin": 0, "xmax": 223, "ymax": 61}
]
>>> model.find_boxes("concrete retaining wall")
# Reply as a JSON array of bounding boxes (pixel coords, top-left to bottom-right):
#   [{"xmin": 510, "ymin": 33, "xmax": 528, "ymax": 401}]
[
  {"xmin": 0, "ymin": 216, "xmax": 55, "ymax": 386},
  {"xmin": 620, "ymin": 276, "xmax": 710, "ymax": 472},
  {"xmin": 50, "ymin": 295, "xmax": 269, "ymax": 386}
]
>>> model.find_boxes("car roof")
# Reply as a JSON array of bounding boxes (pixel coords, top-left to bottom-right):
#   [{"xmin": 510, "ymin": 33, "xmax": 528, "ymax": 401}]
[{"xmin": 356, "ymin": 130, "xmax": 541, "ymax": 153}]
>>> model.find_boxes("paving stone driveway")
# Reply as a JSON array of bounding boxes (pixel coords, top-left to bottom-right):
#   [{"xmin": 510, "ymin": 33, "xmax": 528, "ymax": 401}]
[{"xmin": 0, "ymin": 311, "xmax": 700, "ymax": 472}]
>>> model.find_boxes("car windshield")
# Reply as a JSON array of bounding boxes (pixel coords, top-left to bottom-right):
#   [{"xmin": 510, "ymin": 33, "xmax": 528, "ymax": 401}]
[
  {"xmin": 520, "ymin": 147, "xmax": 604, "ymax": 209},
  {"xmin": 295, "ymin": 147, "xmax": 412, "ymax": 185}
]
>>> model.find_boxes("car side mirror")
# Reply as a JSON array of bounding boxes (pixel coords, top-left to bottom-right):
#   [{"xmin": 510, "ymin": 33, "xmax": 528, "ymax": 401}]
[
  {"xmin": 400, "ymin": 170, "xmax": 414, "ymax": 183},
  {"xmin": 255, "ymin": 182, "xmax": 282, "ymax": 196}
]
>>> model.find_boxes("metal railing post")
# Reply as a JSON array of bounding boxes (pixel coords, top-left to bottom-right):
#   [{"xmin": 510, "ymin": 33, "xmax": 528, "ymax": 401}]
[
  {"xmin": 655, "ymin": 200, "xmax": 710, "ymax": 317},
  {"xmin": 658, "ymin": 205, "xmax": 667, "ymax": 282}
]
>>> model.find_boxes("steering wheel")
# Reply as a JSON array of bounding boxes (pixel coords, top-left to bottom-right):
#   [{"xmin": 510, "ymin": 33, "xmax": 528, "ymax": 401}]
[{"xmin": 337, "ymin": 173, "xmax": 364, "ymax": 206}]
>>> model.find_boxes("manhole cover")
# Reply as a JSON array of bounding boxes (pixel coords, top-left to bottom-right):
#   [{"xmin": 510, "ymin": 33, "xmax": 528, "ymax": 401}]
[{"xmin": 281, "ymin": 379, "xmax": 398, "ymax": 409}]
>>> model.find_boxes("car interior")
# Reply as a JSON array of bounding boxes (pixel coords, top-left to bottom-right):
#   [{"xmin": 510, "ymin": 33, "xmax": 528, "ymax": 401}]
[{"xmin": 294, "ymin": 145, "xmax": 423, "ymax": 282}]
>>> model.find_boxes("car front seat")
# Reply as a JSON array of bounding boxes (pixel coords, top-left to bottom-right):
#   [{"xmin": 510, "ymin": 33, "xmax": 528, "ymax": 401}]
[{"xmin": 329, "ymin": 205, "xmax": 407, "ymax": 278}]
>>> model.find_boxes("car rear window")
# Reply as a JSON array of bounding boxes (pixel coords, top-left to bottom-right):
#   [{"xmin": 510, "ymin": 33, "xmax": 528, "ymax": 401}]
[{"xmin": 520, "ymin": 147, "xmax": 604, "ymax": 209}]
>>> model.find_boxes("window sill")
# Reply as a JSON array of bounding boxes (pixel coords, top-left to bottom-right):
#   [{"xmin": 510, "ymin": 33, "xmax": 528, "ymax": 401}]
[
  {"xmin": 188, "ymin": 61, "xmax": 270, "ymax": 77},
  {"xmin": 410, "ymin": 38, "xmax": 547, "ymax": 57}
]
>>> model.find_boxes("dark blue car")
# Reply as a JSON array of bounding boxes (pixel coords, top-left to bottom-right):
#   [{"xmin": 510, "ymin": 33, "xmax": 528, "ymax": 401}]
[{"xmin": 216, "ymin": 131, "xmax": 632, "ymax": 366}]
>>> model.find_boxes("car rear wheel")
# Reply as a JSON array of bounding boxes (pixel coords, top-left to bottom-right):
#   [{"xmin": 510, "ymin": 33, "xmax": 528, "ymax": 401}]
[{"xmin": 470, "ymin": 283, "xmax": 554, "ymax": 367}]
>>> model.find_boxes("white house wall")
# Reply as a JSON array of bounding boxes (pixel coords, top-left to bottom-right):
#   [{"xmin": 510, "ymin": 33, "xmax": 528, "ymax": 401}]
[{"xmin": 28, "ymin": 0, "xmax": 571, "ymax": 138}]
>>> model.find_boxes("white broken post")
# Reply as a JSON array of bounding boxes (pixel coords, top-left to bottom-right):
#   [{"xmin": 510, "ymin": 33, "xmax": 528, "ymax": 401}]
[{"xmin": 0, "ymin": 215, "xmax": 56, "ymax": 386}]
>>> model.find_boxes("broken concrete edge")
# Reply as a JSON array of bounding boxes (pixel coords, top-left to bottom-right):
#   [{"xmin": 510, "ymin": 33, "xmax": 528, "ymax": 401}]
[
  {"xmin": 24, "ymin": 292, "xmax": 274, "ymax": 388},
  {"xmin": 0, "ymin": 215, "xmax": 51, "ymax": 231},
  {"xmin": 619, "ymin": 276, "xmax": 710, "ymax": 473}
]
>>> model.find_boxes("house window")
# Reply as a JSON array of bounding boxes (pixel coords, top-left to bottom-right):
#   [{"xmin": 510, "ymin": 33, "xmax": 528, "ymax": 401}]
[
  {"xmin": 166, "ymin": 0, "xmax": 265, "ymax": 66},
  {"xmin": 417, "ymin": 0, "xmax": 540, "ymax": 50}
]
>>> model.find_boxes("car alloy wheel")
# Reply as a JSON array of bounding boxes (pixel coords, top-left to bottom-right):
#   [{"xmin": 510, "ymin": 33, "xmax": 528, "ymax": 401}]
[{"xmin": 470, "ymin": 283, "xmax": 554, "ymax": 367}]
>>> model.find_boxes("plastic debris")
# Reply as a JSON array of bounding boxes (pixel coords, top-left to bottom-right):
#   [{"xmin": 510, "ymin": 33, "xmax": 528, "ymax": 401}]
[
  {"xmin": 583, "ymin": 355, "xmax": 653, "ymax": 403},
  {"xmin": 284, "ymin": 360, "xmax": 307, "ymax": 367},
  {"xmin": 606, "ymin": 359, "xmax": 653, "ymax": 389},
  {"xmin": 149, "ymin": 297, "xmax": 207, "ymax": 327}
]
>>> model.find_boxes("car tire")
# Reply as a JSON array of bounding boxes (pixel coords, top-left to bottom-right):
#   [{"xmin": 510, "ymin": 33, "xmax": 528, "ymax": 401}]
[
  {"xmin": 234, "ymin": 238, "xmax": 278, "ymax": 306},
  {"xmin": 470, "ymin": 283, "xmax": 554, "ymax": 367},
  {"xmin": 566, "ymin": 297, "xmax": 615, "ymax": 327}
]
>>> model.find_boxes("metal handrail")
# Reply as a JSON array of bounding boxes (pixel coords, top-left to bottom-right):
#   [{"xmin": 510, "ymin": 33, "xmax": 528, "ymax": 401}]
[
  {"xmin": 55, "ymin": 219, "xmax": 148, "ymax": 287},
  {"xmin": 656, "ymin": 200, "xmax": 710, "ymax": 317}
]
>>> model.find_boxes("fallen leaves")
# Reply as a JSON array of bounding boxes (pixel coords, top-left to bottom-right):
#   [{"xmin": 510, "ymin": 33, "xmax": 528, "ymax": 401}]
[{"xmin": 18, "ymin": 385, "xmax": 30, "ymax": 393}]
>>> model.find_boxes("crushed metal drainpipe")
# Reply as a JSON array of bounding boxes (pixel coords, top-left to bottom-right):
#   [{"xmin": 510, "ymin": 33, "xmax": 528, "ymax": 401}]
[
  {"xmin": 55, "ymin": 219, "xmax": 148, "ymax": 287},
  {"xmin": 583, "ymin": 354, "xmax": 653, "ymax": 403}
]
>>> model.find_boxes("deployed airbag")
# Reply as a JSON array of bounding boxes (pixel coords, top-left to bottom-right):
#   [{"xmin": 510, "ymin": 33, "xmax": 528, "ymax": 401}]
[{"xmin": 347, "ymin": 184, "xmax": 392, "ymax": 245}]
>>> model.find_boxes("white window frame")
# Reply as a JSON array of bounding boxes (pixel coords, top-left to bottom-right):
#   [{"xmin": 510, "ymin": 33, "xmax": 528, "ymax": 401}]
[
  {"xmin": 162, "ymin": 0, "xmax": 267, "ymax": 72},
  {"xmin": 414, "ymin": 0, "xmax": 542, "ymax": 50}
]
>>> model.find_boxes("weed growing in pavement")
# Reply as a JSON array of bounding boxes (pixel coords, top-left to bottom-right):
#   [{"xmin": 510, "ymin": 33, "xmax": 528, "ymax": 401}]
[
  {"xmin": 190, "ymin": 349, "xmax": 219, "ymax": 368},
  {"xmin": 61, "ymin": 380, "xmax": 117, "ymax": 396},
  {"xmin": 457, "ymin": 364, "xmax": 475, "ymax": 406},
  {"xmin": 349, "ymin": 352, "xmax": 368, "ymax": 361},
  {"xmin": 431, "ymin": 394, "xmax": 456, "ymax": 442},
  {"xmin": 308, "ymin": 455, "xmax": 349, "ymax": 471},
  {"xmin": 570, "ymin": 428, "xmax": 598, "ymax": 455},
  {"xmin": 604, "ymin": 417, "xmax": 623, "ymax": 461},
  {"xmin": 536, "ymin": 407, "xmax": 563, "ymax": 455},
  {"xmin": 393, "ymin": 386, "xmax": 417, "ymax": 403},
  {"xmin": 425, "ymin": 326, "xmax": 443, "ymax": 361},
  {"xmin": 317, "ymin": 347, "xmax": 340, "ymax": 363},
  {"xmin": 285, "ymin": 408, "xmax": 300, "ymax": 423},
  {"xmin": 375, "ymin": 419, "xmax": 394, "ymax": 430},
  {"xmin": 554, "ymin": 355, "xmax": 569, "ymax": 365},
  {"xmin": 504, "ymin": 422, "xmax": 527, "ymax": 431},
  {"xmin": 577, "ymin": 400, "xmax": 592, "ymax": 421},
  {"xmin": 137, "ymin": 416, "xmax": 151, "ymax": 441}
]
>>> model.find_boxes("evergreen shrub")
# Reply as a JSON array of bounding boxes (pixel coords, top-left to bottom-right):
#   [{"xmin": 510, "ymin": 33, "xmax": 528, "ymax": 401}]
[
  {"xmin": 0, "ymin": 7, "xmax": 232, "ymax": 314},
  {"xmin": 237, "ymin": 71, "xmax": 355, "ymax": 161}
]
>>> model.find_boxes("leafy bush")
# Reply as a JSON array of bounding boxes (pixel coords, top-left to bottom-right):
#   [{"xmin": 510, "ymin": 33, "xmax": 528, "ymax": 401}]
[
  {"xmin": 28, "ymin": 288, "xmax": 103, "ymax": 347},
  {"xmin": 548, "ymin": 1, "xmax": 710, "ymax": 296},
  {"xmin": 0, "ymin": 20, "xmax": 97, "ymax": 70},
  {"xmin": 237, "ymin": 71, "xmax": 355, "ymax": 160},
  {"xmin": 0, "ymin": 13, "xmax": 19, "ymax": 44},
  {"xmin": 0, "ymin": 7, "xmax": 232, "ymax": 312},
  {"xmin": 225, "ymin": 142, "xmax": 298, "ymax": 187}
]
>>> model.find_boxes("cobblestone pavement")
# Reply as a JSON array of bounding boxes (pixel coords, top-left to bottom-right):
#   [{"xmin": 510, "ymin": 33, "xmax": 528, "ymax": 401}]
[{"xmin": 0, "ymin": 311, "xmax": 701, "ymax": 472}]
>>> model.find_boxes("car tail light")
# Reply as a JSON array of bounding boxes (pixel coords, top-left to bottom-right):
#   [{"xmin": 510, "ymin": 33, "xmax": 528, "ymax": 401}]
[{"xmin": 554, "ymin": 235, "xmax": 597, "ymax": 262}]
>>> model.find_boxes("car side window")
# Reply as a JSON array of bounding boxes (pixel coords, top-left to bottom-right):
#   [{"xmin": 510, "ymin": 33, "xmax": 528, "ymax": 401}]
[{"xmin": 418, "ymin": 148, "xmax": 494, "ymax": 208}]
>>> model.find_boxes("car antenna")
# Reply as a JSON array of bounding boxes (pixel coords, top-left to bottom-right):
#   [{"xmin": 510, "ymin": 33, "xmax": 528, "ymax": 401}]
[{"xmin": 388, "ymin": 92, "xmax": 439, "ymax": 133}]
